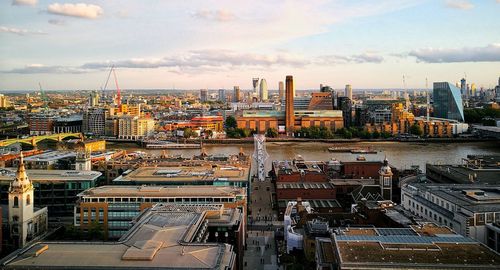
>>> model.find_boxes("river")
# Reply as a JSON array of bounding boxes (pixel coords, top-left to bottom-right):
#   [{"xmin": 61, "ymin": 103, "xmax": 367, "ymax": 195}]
[{"xmin": 108, "ymin": 141, "xmax": 500, "ymax": 172}]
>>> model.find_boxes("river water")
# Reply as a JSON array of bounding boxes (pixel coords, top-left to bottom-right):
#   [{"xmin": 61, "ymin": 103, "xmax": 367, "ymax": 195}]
[{"xmin": 109, "ymin": 141, "xmax": 500, "ymax": 172}]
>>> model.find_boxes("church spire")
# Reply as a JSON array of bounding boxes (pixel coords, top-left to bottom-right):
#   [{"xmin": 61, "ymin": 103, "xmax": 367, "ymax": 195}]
[{"xmin": 11, "ymin": 152, "xmax": 31, "ymax": 191}]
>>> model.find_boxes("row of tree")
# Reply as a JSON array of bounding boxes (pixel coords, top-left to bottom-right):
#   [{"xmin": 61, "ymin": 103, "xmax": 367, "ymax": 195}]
[
  {"xmin": 223, "ymin": 115, "xmax": 424, "ymax": 139},
  {"xmin": 464, "ymin": 107, "xmax": 500, "ymax": 125}
]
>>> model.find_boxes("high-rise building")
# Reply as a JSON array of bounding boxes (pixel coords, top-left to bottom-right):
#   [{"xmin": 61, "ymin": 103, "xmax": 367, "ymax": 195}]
[
  {"xmin": 496, "ymin": 77, "xmax": 500, "ymax": 102},
  {"xmin": 252, "ymin": 78, "xmax": 259, "ymax": 96},
  {"xmin": 82, "ymin": 108, "xmax": 106, "ymax": 136},
  {"xmin": 89, "ymin": 91, "xmax": 99, "ymax": 107},
  {"xmin": 200, "ymin": 89, "xmax": 208, "ymax": 102},
  {"xmin": 345, "ymin": 84, "xmax": 352, "ymax": 100},
  {"xmin": 460, "ymin": 78, "xmax": 467, "ymax": 97},
  {"xmin": 285, "ymin": 75, "xmax": 295, "ymax": 135},
  {"xmin": 0, "ymin": 94, "xmax": 9, "ymax": 108},
  {"xmin": 218, "ymin": 89, "xmax": 226, "ymax": 102},
  {"xmin": 471, "ymin": 83, "xmax": 477, "ymax": 97},
  {"xmin": 259, "ymin": 78, "xmax": 268, "ymax": 101},
  {"xmin": 233, "ymin": 86, "xmax": 240, "ymax": 102},
  {"xmin": 278, "ymin": 81, "xmax": 284, "ymax": 101},
  {"xmin": 433, "ymin": 82, "xmax": 464, "ymax": 122}
]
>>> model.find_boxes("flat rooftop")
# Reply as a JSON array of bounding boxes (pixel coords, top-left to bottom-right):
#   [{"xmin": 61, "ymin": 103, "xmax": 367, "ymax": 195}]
[
  {"xmin": 0, "ymin": 168, "xmax": 101, "ymax": 182},
  {"xmin": 273, "ymin": 159, "xmax": 324, "ymax": 174},
  {"xmin": 24, "ymin": 151, "xmax": 76, "ymax": 162},
  {"xmin": 427, "ymin": 164, "xmax": 500, "ymax": 184},
  {"xmin": 1, "ymin": 204, "xmax": 235, "ymax": 269},
  {"xmin": 113, "ymin": 164, "xmax": 250, "ymax": 184},
  {"xmin": 78, "ymin": 185, "xmax": 246, "ymax": 198},
  {"xmin": 334, "ymin": 224, "xmax": 500, "ymax": 268},
  {"xmin": 277, "ymin": 182, "xmax": 334, "ymax": 189},
  {"xmin": 408, "ymin": 183, "xmax": 500, "ymax": 213}
]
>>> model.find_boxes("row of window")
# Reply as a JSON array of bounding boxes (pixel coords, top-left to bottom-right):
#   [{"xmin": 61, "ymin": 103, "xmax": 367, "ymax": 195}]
[{"xmin": 81, "ymin": 197, "xmax": 237, "ymax": 203}]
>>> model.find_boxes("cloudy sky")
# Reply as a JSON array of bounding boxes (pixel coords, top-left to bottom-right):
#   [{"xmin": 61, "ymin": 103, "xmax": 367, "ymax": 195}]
[{"xmin": 0, "ymin": 0, "xmax": 499, "ymax": 90}]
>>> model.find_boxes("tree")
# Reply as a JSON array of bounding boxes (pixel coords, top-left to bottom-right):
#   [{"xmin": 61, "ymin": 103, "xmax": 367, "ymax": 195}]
[
  {"xmin": 88, "ymin": 221, "xmax": 103, "ymax": 240},
  {"xmin": 183, "ymin": 128, "xmax": 193, "ymax": 138},
  {"xmin": 265, "ymin": 128, "xmax": 278, "ymax": 138},
  {"xmin": 372, "ymin": 130, "xmax": 380, "ymax": 139},
  {"xmin": 409, "ymin": 124, "xmax": 423, "ymax": 136},
  {"xmin": 205, "ymin": 129, "xmax": 214, "ymax": 138},
  {"xmin": 224, "ymin": 116, "xmax": 237, "ymax": 129},
  {"xmin": 359, "ymin": 130, "xmax": 372, "ymax": 139},
  {"xmin": 381, "ymin": 131, "xmax": 392, "ymax": 138}
]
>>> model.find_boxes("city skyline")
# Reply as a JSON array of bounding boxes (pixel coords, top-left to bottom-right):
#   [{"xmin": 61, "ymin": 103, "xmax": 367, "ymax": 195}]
[{"xmin": 1, "ymin": 0, "xmax": 499, "ymax": 90}]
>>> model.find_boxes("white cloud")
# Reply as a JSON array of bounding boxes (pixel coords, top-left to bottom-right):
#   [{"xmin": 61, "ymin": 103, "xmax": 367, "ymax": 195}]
[
  {"xmin": 192, "ymin": 9, "xmax": 236, "ymax": 22},
  {"xmin": 409, "ymin": 44, "xmax": 500, "ymax": 63},
  {"xmin": 3, "ymin": 64, "xmax": 87, "ymax": 74},
  {"xmin": 4, "ymin": 49, "xmax": 387, "ymax": 74},
  {"xmin": 48, "ymin": 19, "xmax": 66, "ymax": 26},
  {"xmin": 445, "ymin": 0, "xmax": 474, "ymax": 10},
  {"xmin": 12, "ymin": 0, "xmax": 37, "ymax": 6},
  {"xmin": 0, "ymin": 26, "xmax": 47, "ymax": 36},
  {"xmin": 317, "ymin": 52, "xmax": 384, "ymax": 64},
  {"xmin": 47, "ymin": 3, "xmax": 103, "ymax": 19},
  {"xmin": 81, "ymin": 50, "xmax": 310, "ymax": 71}
]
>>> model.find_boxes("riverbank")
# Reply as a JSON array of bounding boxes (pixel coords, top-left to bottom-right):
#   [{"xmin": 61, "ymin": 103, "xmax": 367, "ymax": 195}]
[{"xmin": 180, "ymin": 137, "xmax": 498, "ymax": 145}]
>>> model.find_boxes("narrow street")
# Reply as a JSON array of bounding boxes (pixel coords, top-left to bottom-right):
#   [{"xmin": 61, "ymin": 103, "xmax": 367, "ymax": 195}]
[{"xmin": 243, "ymin": 178, "xmax": 282, "ymax": 270}]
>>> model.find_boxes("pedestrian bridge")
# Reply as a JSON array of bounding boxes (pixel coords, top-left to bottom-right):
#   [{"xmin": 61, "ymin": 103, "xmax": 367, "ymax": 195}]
[{"xmin": 0, "ymin": 133, "xmax": 83, "ymax": 147}]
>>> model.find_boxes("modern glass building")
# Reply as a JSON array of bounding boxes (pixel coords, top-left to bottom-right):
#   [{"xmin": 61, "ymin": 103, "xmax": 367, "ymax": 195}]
[{"xmin": 433, "ymin": 82, "xmax": 464, "ymax": 122}]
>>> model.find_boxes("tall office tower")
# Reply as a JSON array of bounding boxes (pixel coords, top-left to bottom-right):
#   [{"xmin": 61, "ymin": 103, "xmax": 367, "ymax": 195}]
[
  {"xmin": 404, "ymin": 92, "xmax": 410, "ymax": 110},
  {"xmin": 200, "ymin": 89, "xmax": 208, "ymax": 102},
  {"xmin": 345, "ymin": 84, "xmax": 352, "ymax": 100},
  {"xmin": 278, "ymin": 81, "xmax": 285, "ymax": 101},
  {"xmin": 252, "ymin": 78, "xmax": 259, "ymax": 96},
  {"xmin": 460, "ymin": 78, "xmax": 466, "ymax": 97},
  {"xmin": 471, "ymin": 83, "xmax": 477, "ymax": 97},
  {"xmin": 259, "ymin": 78, "xmax": 268, "ymax": 101},
  {"xmin": 218, "ymin": 89, "xmax": 226, "ymax": 102},
  {"xmin": 285, "ymin": 75, "xmax": 295, "ymax": 135},
  {"xmin": 233, "ymin": 86, "xmax": 241, "ymax": 102},
  {"xmin": 496, "ymin": 77, "xmax": 500, "ymax": 102},
  {"xmin": 89, "ymin": 91, "xmax": 100, "ymax": 107},
  {"xmin": 433, "ymin": 82, "xmax": 464, "ymax": 122},
  {"xmin": 0, "ymin": 94, "xmax": 9, "ymax": 108}
]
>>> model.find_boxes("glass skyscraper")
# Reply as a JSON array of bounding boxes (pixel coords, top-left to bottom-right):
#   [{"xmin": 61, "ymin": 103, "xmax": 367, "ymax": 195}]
[{"xmin": 433, "ymin": 82, "xmax": 464, "ymax": 122}]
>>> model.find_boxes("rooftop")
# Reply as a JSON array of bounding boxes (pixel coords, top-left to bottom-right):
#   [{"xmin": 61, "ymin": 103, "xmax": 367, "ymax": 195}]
[
  {"xmin": 113, "ymin": 164, "xmax": 250, "ymax": 184},
  {"xmin": 1, "ymin": 204, "xmax": 236, "ymax": 270},
  {"xmin": 24, "ymin": 151, "xmax": 76, "ymax": 162},
  {"xmin": 0, "ymin": 168, "xmax": 101, "ymax": 182},
  {"xmin": 78, "ymin": 185, "xmax": 246, "ymax": 198},
  {"xmin": 333, "ymin": 223, "xmax": 500, "ymax": 268},
  {"xmin": 406, "ymin": 183, "xmax": 500, "ymax": 213}
]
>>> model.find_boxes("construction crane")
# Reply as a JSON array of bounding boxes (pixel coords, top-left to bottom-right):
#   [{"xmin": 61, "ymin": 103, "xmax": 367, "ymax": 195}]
[
  {"xmin": 112, "ymin": 67, "xmax": 121, "ymax": 107},
  {"xmin": 100, "ymin": 65, "xmax": 114, "ymax": 102},
  {"xmin": 101, "ymin": 65, "xmax": 121, "ymax": 106},
  {"xmin": 38, "ymin": 82, "xmax": 48, "ymax": 108}
]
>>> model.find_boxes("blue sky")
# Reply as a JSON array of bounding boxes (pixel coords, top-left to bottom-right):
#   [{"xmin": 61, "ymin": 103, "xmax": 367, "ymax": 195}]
[{"xmin": 0, "ymin": 0, "xmax": 499, "ymax": 90}]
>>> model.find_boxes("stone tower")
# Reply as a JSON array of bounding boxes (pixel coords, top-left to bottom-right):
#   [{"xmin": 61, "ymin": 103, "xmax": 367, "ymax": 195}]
[
  {"xmin": 8, "ymin": 152, "xmax": 35, "ymax": 248},
  {"xmin": 75, "ymin": 148, "xmax": 92, "ymax": 171},
  {"xmin": 379, "ymin": 158, "xmax": 393, "ymax": 201}
]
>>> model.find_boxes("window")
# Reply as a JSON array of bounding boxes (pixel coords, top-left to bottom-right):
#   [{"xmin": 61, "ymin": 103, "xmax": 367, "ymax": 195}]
[
  {"xmin": 26, "ymin": 194, "xmax": 31, "ymax": 205},
  {"xmin": 13, "ymin": 196, "xmax": 19, "ymax": 208}
]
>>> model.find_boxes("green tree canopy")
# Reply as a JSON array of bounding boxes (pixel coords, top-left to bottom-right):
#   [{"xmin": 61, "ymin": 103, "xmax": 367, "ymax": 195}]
[{"xmin": 224, "ymin": 116, "xmax": 237, "ymax": 129}]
